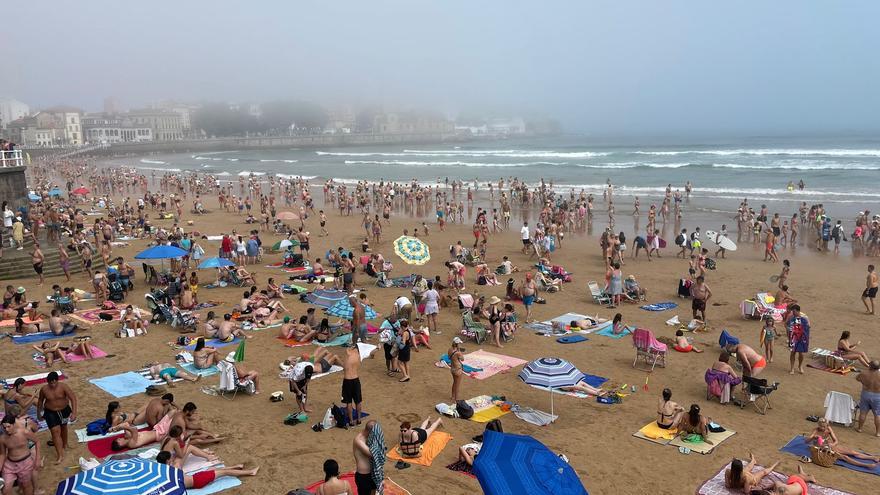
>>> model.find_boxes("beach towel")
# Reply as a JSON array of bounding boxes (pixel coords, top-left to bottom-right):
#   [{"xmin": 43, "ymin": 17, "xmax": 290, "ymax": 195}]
[
  {"xmin": 89, "ymin": 371, "xmax": 155, "ymax": 398},
  {"xmin": 184, "ymin": 466, "xmax": 242, "ymax": 495},
  {"xmin": 75, "ymin": 423, "xmax": 148, "ymax": 443},
  {"xmin": 11, "ymin": 327, "xmax": 73, "ymax": 344},
  {"xmin": 304, "ymin": 473, "xmax": 412, "ymax": 495},
  {"xmin": 314, "ymin": 333, "xmax": 354, "ymax": 347},
  {"xmin": 279, "ymin": 336, "xmax": 312, "ymax": 347},
  {"xmin": 0, "ymin": 406, "xmax": 48, "ymax": 432},
  {"xmin": 696, "ymin": 461, "xmax": 857, "ymax": 495},
  {"xmin": 640, "ymin": 302, "xmax": 678, "ymax": 311},
  {"xmin": 470, "ymin": 406, "xmax": 510, "ymax": 423},
  {"xmin": 633, "ymin": 421, "xmax": 678, "ymax": 445},
  {"xmin": 70, "ymin": 307, "xmax": 127, "ymax": 324},
  {"xmin": 65, "ymin": 345, "xmax": 109, "ymax": 362},
  {"xmin": 543, "ymin": 312, "xmax": 589, "ymax": 325},
  {"xmin": 387, "ymin": 430, "xmax": 453, "ymax": 467},
  {"xmin": 556, "ymin": 335, "xmax": 588, "ymax": 344},
  {"xmin": 179, "ymin": 362, "xmax": 220, "ymax": 377},
  {"xmin": 192, "ymin": 301, "xmax": 221, "ymax": 310},
  {"xmin": 183, "ymin": 337, "xmax": 241, "ymax": 351},
  {"xmin": 595, "ymin": 324, "xmax": 633, "ymax": 339},
  {"xmin": 0, "ymin": 316, "xmax": 43, "ymax": 328},
  {"xmin": 669, "ymin": 428, "xmax": 736, "ymax": 454},
  {"xmin": 780, "ymin": 435, "xmax": 880, "ymax": 476},
  {"xmin": 511, "ymin": 405, "xmax": 557, "ymax": 426},
  {"xmin": 2, "ymin": 370, "xmax": 66, "ymax": 387},
  {"xmin": 446, "ymin": 460, "xmax": 477, "ymax": 478},
  {"xmin": 280, "ymin": 283, "xmax": 309, "ymax": 294},
  {"xmin": 436, "ymin": 354, "xmax": 483, "ymax": 374},
  {"xmin": 87, "ymin": 425, "xmax": 153, "ymax": 457},
  {"xmin": 461, "ymin": 350, "xmax": 528, "ymax": 380}
]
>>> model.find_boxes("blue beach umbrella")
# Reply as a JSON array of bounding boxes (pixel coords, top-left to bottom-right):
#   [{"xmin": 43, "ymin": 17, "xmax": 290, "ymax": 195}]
[
  {"xmin": 28, "ymin": 193, "xmax": 41, "ymax": 202},
  {"xmin": 518, "ymin": 357, "xmax": 584, "ymax": 419},
  {"xmin": 473, "ymin": 430, "xmax": 588, "ymax": 495},
  {"xmin": 198, "ymin": 256, "xmax": 236, "ymax": 269},
  {"xmin": 326, "ymin": 297, "xmax": 378, "ymax": 320},
  {"xmin": 134, "ymin": 245, "xmax": 188, "ymax": 260},
  {"xmin": 56, "ymin": 458, "xmax": 186, "ymax": 495},
  {"xmin": 48, "ymin": 188, "xmax": 63, "ymax": 197}
]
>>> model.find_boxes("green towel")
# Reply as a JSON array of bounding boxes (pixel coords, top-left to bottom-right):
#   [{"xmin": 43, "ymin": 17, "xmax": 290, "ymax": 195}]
[{"xmin": 683, "ymin": 433, "xmax": 704, "ymax": 443}]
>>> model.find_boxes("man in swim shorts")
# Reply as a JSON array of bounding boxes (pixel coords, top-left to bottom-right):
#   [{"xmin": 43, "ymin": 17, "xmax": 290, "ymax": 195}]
[
  {"xmin": 726, "ymin": 343, "xmax": 766, "ymax": 377},
  {"xmin": 341, "ymin": 345, "xmax": 363, "ymax": 427},
  {"xmin": 862, "ymin": 264, "xmax": 878, "ymax": 315},
  {"xmin": 36, "ymin": 371, "xmax": 76, "ymax": 463},
  {"xmin": 0, "ymin": 414, "xmax": 39, "ymax": 495},
  {"xmin": 149, "ymin": 362, "xmax": 201, "ymax": 386},
  {"xmin": 156, "ymin": 451, "xmax": 259, "ymax": 489},
  {"xmin": 856, "ymin": 360, "xmax": 880, "ymax": 436}
]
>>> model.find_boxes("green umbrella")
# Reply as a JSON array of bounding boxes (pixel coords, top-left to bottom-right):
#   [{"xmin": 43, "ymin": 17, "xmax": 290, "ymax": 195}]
[
  {"xmin": 233, "ymin": 340, "xmax": 246, "ymax": 363},
  {"xmin": 272, "ymin": 239, "xmax": 299, "ymax": 251}
]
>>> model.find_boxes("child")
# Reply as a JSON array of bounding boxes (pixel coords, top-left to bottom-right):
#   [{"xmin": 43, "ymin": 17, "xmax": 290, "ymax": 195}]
[
  {"xmin": 673, "ymin": 329, "xmax": 703, "ymax": 353},
  {"xmin": 760, "ymin": 316, "xmax": 776, "ymax": 363}
]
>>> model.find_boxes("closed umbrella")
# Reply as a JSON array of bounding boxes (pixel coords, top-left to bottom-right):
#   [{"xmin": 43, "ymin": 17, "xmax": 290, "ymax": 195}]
[
  {"xmin": 393, "ymin": 235, "xmax": 430, "ymax": 265},
  {"xmin": 197, "ymin": 256, "xmax": 236, "ymax": 269},
  {"xmin": 473, "ymin": 430, "xmax": 588, "ymax": 495},
  {"xmin": 326, "ymin": 298, "xmax": 378, "ymax": 320},
  {"xmin": 276, "ymin": 211, "xmax": 300, "ymax": 220},
  {"xmin": 233, "ymin": 339, "xmax": 246, "ymax": 362},
  {"xmin": 518, "ymin": 357, "xmax": 584, "ymax": 419},
  {"xmin": 56, "ymin": 458, "xmax": 186, "ymax": 495}
]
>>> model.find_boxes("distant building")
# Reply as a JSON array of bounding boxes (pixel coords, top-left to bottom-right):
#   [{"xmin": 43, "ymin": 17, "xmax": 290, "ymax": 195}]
[
  {"xmin": 0, "ymin": 98, "xmax": 29, "ymax": 129},
  {"xmin": 82, "ymin": 113, "xmax": 153, "ymax": 143},
  {"xmin": 7, "ymin": 107, "xmax": 82, "ymax": 146},
  {"xmin": 372, "ymin": 111, "xmax": 453, "ymax": 134},
  {"xmin": 103, "ymin": 96, "xmax": 120, "ymax": 115},
  {"xmin": 149, "ymin": 101, "xmax": 199, "ymax": 138},
  {"xmin": 488, "ymin": 118, "xmax": 526, "ymax": 136},
  {"xmin": 324, "ymin": 106, "xmax": 356, "ymax": 134},
  {"xmin": 128, "ymin": 109, "xmax": 185, "ymax": 141}
]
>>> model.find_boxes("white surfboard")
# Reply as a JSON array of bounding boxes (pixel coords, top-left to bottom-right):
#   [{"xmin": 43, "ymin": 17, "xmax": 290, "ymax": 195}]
[{"xmin": 704, "ymin": 230, "xmax": 737, "ymax": 251}]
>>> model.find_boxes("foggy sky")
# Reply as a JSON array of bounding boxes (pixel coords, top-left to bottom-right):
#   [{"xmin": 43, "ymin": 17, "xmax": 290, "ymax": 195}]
[{"xmin": 3, "ymin": 1, "xmax": 879, "ymax": 136}]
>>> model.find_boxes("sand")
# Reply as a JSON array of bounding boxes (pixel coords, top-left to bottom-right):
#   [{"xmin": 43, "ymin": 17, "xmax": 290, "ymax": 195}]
[{"xmin": 4, "ymin": 188, "xmax": 878, "ymax": 495}]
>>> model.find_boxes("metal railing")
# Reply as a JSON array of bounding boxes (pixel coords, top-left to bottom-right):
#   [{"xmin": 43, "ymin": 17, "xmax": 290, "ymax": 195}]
[{"xmin": 0, "ymin": 149, "xmax": 23, "ymax": 168}]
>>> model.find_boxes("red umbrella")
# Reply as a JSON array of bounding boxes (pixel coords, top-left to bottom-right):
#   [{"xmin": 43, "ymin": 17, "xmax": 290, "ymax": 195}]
[{"xmin": 72, "ymin": 187, "xmax": 90, "ymax": 195}]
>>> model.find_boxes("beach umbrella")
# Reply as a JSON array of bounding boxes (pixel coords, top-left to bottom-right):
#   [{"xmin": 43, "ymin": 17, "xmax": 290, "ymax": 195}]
[
  {"xmin": 518, "ymin": 357, "xmax": 584, "ymax": 419},
  {"xmin": 197, "ymin": 256, "xmax": 236, "ymax": 269},
  {"xmin": 275, "ymin": 211, "xmax": 300, "ymax": 220},
  {"xmin": 56, "ymin": 457, "xmax": 186, "ymax": 495},
  {"xmin": 48, "ymin": 188, "xmax": 63, "ymax": 197},
  {"xmin": 72, "ymin": 187, "xmax": 90, "ymax": 195},
  {"xmin": 305, "ymin": 289, "xmax": 348, "ymax": 309},
  {"xmin": 134, "ymin": 245, "xmax": 188, "ymax": 260},
  {"xmin": 393, "ymin": 235, "xmax": 430, "ymax": 265},
  {"xmin": 27, "ymin": 193, "xmax": 40, "ymax": 202},
  {"xmin": 473, "ymin": 430, "xmax": 588, "ymax": 495},
  {"xmin": 272, "ymin": 239, "xmax": 298, "ymax": 251},
  {"xmin": 326, "ymin": 298, "xmax": 378, "ymax": 320},
  {"xmin": 233, "ymin": 340, "xmax": 246, "ymax": 363}
]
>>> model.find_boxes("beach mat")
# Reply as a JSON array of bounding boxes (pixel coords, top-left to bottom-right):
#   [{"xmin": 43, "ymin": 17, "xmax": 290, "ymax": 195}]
[
  {"xmin": 669, "ymin": 429, "xmax": 736, "ymax": 454},
  {"xmin": 65, "ymin": 345, "xmax": 109, "ymax": 362},
  {"xmin": 640, "ymin": 302, "xmax": 678, "ymax": 311},
  {"xmin": 75, "ymin": 423, "xmax": 148, "ymax": 443},
  {"xmin": 279, "ymin": 336, "xmax": 312, "ymax": 348},
  {"xmin": 87, "ymin": 426, "xmax": 153, "ymax": 457},
  {"xmin": 0, "ymin": 316, "xmax": 43, "ymax": 328},
  {"xmin": 183, "ymin": 337, "xmax": 241, "ymax": 351},
  {"xmin": 446, "ymin": 461, "xmax": 477, "ymax": 479},
  {"xmin": 807, "ymin": 360, "xmax": 855, "ymax": 375},
  {"xmin": 696, "ymin": 461, "xmax": 858, "ymax": 495},
  {"xmin": 314, "ymin": 333, "xmax": 353, "ymax": 347},
  {"xmin": 137, "ymin": 367, "xmax": 184, "ymax": 386},
  {"xmin": 11, "ymin": 327, "xmax": 73, "ymax": 344},
  {"xmin": 780, "ymin": 435, "xmax": 880, "ymax": 476},
  {"xmin": 557, "ymin": 335, "xmax": 588, "ymax": 344},
  {"xmin": 633, "ymin": 421, "xmax": 677, "ymax": 446},
  {"xmin": 595, "ymin": 324, "xmax": 634, "ymax": 339},
  {"xmin": 305, "ymin": 472, "xmax": 411, "ymax": 495},
  {"xmin": 3, "ymin": 370, "xmax": 66, "ymax": 387},
  {"xmin": 89, "ymin": 371, "xmax": 154, "ymax": 398},
  {"xmin": 387, "ymin": 431, "xmax": 453, "ymax": 467},
  {"xmin": 179, "ymin": 362, "xmax": 220, "ymax": 377},
  {"xmin": 462, "ymin": 350, "xmax": 528, "ymax": 380},
  {"xmin": 470, "ymin": 406, "xmax": 510, "ymax": 423}
]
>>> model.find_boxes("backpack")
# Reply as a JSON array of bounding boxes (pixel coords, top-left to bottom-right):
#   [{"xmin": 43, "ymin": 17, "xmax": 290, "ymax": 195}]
[
  {"xmin": 704, "ymin": 258, "xmax": 717, "ymax": 270},
  {"xmin": 675, "ymin": 234, "xmax": 686, "ymax": 246},
  {"xmin": 455, "ymin": 400, "xmax": 474, "ymax": 419},
  {"xmin": 330, "ymin": 403, "xmax": 348, "ymax": 428},
  {"xmin": 86, "ymin": 419, "xmax": 109, "ymax": 436}
]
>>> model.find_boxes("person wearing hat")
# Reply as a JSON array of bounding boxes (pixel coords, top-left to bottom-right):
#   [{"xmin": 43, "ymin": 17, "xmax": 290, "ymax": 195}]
[
  {"xmin": 482, "ymin": 296, "xmax": 506, "ymax": 348},
  {"xmin": 11, "ymin": 215, "xmax": 24, "ymax": 250},
  {"xmin": 225, "ymin": 352, "xmax": 261, "ymax": 394},
  {"xmin": 449, "ymin": 337, "xmax": 465, "ymax": 402}
]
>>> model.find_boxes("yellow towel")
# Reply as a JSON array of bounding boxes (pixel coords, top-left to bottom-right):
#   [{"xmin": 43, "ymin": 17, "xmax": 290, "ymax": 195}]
[
  {"xmin": 470, "ymin": 406, "xmax": 510, "ymax": 423},
  {"xmin": 638, "ymin": 421, "xmax": 678, "ymax": 440}
]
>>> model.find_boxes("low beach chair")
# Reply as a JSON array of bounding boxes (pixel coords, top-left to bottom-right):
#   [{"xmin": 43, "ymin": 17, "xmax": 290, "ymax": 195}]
[
  {"xmin": 217, "ymin": 360, "xmax": 255, "ymax": 400},
  {"xmin": 632, "ymin": 328, "xmax": 667, "ymax": 372},
  {"xmin": 588, "ymin": 281, "xmax": 612, "ymax": 305},
  {"xmin": 740, "ymin": 376, "xmax": 778, "ymax": 415},
  {"xmin": 460, "ymin": 310, "xmax": 487, "ymax": 344}
]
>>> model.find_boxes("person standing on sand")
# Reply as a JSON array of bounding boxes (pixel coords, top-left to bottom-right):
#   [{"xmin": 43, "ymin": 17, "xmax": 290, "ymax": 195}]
[
  {"xmin": 342, "ymin": 345, "xmax": 363, "ymax": 427},
  {"xmin": 36, "ymin": 371, "xmax": 77, "ymax": 464},
  {"xmin": 449, "ymin": 337, "xmax": 465, "ymax": 402},
  {"xmin": 855, "ymin": 360, "xmax": 880, "ymax": 437},
  {"xmin": 689, "ymin": 276, "xmax": 711, "ymax": 322},
  {"xmin": 862, "ymin": 264, "xmax": 878, "ymax": 315},
  {"xmin": 784, "ymin": 304, "xmax": 810, "ymax": 375},
  {"xmin": 352, "ymin": 420, "xmax": 383, "ymax": 495}
]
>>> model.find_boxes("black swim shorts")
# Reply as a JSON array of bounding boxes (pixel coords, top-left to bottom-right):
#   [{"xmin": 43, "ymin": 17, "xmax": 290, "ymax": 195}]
[
  {"xmin": 341, "ymin": 377, "xmax": 362, "ymax": 404},
  {"xmin": 863, "ymin": 287, "xmax": 878, "ymax": 299},
  {"xmin": 44, "ymin": 405, "xmax": 72, "ymax": 429}
]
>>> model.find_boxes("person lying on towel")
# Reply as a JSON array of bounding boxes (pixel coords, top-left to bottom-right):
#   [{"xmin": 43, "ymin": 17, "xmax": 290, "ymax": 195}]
[{"xmin": 398, "ymin": 417, "xmax": 443, "ymax": 457}]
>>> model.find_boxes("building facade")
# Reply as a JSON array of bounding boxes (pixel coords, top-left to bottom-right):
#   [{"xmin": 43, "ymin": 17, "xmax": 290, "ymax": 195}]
[
  {"xmin": 0, "ymin": 98, "xmax": 29, "ymax": 129},
  {"xmin": 128, "ymin": 109, "xmax": 185, "ymax": 141},
  {"xmin": 82, "ymin": 113, "xmax": 153, "ymax": 143}
]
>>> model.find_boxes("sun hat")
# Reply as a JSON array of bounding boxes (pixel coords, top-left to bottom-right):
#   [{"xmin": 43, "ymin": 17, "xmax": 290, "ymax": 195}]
[
  {"xmin": 452, "ymin": 337, "xmax": 463, "ymax": 345},
  {"xmin": 16, "ymin": 287, "xmax": 25, "ymax": 294},
  {"xmin": 488, "ymin": 296, "xmax": 501, "ymax": 305}
]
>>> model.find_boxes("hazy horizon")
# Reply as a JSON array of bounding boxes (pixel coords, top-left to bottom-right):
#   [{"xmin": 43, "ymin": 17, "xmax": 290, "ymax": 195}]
[{"xmin": 3, "ymin": 1, "xmax": 880, "ymax": 137}]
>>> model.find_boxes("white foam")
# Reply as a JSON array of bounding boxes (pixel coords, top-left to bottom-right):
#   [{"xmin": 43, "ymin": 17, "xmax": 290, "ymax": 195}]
[
  {"xmin": 139, "ymin": 159, "xmax": 166, "ymax": 165},
  {"xmin": 319, "ymin": 150, "xmax": 610, "ymax": 158},
  {"xmin": 630, "ymin": 148, "xmax": 880, "ymax": 157},
  {"xmin": 237, "ymin": 171, "xmax": 265, "ymax": 176},
  {"xmin": 343, "ymin": 160, "xmax": 567, "ymax": 167}
]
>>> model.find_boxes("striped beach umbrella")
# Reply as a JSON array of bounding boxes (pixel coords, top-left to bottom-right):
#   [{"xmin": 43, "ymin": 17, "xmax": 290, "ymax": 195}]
[
  {"xmin": 326, "ymin": 298, "xmax": 378, "ymax": 320},
  {"xmin": 518, "ymin": 357, "xmax": 584, "ymax": 419},
  {"xmin": 56, "ymin": 458, "xmax": 185, "ymax": 495},
  {"xmin": 393, "ymin": 236, "xmax": 430, "ymax": 265}
]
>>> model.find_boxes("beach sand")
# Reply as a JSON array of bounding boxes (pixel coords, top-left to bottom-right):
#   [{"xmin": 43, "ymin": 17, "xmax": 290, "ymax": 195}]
[{"xmin": 4, "ymin": 191, "xmax": 877, "ymax": 495}]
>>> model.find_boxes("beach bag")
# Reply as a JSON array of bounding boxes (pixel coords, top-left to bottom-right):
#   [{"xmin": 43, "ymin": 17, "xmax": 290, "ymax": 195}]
[
  {"xmin": 810, "ymin": 445, "xmax": 839, "ymax": 468},
  {"xmin": 321, "ymin": 407, "xmax": 336, "ymax": 430},
  {"xmin": 86, "ymin": 419, "xmax": 109, "ymax": 436},
  {"xmin": 455, "ymin": 400, "xmax": 474, "ymax": 419},
  {"xmin": 675, "ymin": 233, "xmax": 686, "ymax": 246},
  {"xmin": 707, "ymin": 379, "xmax": 723, "ymax": 399},
  {"xmin": 704, "ymin": 258, "xmax": 717, "ymax": 270},
  {"xmin": 330, "ymin": 403, "xmax": 350, "ymax": 428}
]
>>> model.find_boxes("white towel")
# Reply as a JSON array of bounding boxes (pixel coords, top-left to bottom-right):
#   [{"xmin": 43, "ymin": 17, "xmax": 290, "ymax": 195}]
[{"xmin": 824, "ymin": 391, "xmax": 855, "ymax": 426}]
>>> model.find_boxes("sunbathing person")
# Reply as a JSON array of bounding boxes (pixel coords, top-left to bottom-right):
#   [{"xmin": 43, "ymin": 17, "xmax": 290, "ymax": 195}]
[
  {"xmin": 252, "ymin": 306, "xmax": 281, "ymax": 327},
  {"xmin": 807, "ymin": 418, "xmax": 879, "ymax": 468},
  {"xmin": 724, "ymin": 452, "xmax": 780, "ymax": 493},
  {"xmin": 458, "ymin": 444, "xmax": 480, "ymax": 467},
  {"xmin": 121, "ymin": 305, "xmax": 148, "ymax": 335},
  {"xmin": 15, "ymin": 317, "xmax": 42, "ymax": 334},
  {"xmin": 610, "ymin": 312, "xmax": 628, "ymax": 335},
  {"xmin": 315, "ymin": 318, "xmax": 333, "ymax": 343},
  {"xmin": 111, "ymin": 421, "xmax": 168, "ymax": 450},
  {"xmin": 560, "ymin": 381, "xmax": 608, "ymax": 396},
  {"xmin": 398, "ymin": 417, "xmax": 444, "ymax": 457},
  {"xmin": 155, "ymin": 451, "xmax": 259, "ymax": 490},
  {"xmin": 3, "ymin": 378, "xmax": 35, "ymax": 415},
  {"xmin": 133, "ymin": 394, "xmax": 177, "ymax": 428},
  {"xmin": 837, "ymin": 331, "xmax": 871, "ymax": 368},
  {"xmin": 159, "ymin": 425, "xmax": 219, "ymax": 468},
  {"xmin": 287, "ymin": 348, "xmax": 344, "ymax": 374},
  {"xmin": 68, "ymin": 337, "xmax": 97, "ymax": 359},
  {"xmin": 266, "ymin": 278, "xmax": 284, "ymax": 299},
  {"xmin": 105, "ymin": 401, "xmax": 139, "ymax": 430},
  {"xmin": 657, "ymin": 388, "xmax": 685, "ymax": 429},
  {"xmin": 47, "ymin": 309, "xmax": 78, "ymax": 335},
  {"xmin": 673, "ymin": 329, "xmax": 703, "ymax": 353},
  {"xmin": 675, "ymin": 404, "xmax": 713, "ymax": 444},
  {"xmin": 218, "ymin": 313, "xmax": 250, "ymax": 341},
  {"xmin": 769, "ymin": 465, "xmax": 818, "ymax": 495},
  {"xmin": 171, "ymin": 402, "xmax": 225, "ymax": 446},
  {"xmin": 475, "ymin": 263, "xmax": 500, "ymax": 285},
  {"xmin": 148, "ymin": 362, "xmax": 201, "ymax": 386},
  {"xmin": 235, "ymin": 267, "xmax": 256, "ymax": 286},
  {"xmin": 33, "ymin": 342, "xmax": 70, "ymax": 366},
  {"xmin": 225, "ymin": 352, "xmax": 261, "ymax": 394},
  {"xmin": 192, "ymin": 338, "xmax": 220, "ymax": 369}
]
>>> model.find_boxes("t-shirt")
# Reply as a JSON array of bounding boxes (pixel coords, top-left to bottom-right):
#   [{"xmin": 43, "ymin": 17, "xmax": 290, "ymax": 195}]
[
  {"xmin": 3, "ymin": 209, "xmax": 13, "ymax": 228},
  {"xmin": 521, "ymin": 226, "xmax": 530, "ymax": 240},
  {"xmin": 290, "ymin": 361, "xmax": 314, "ymax": 382},
  {"xmin": 394, "ymin": 296, "xmax": 412, "ymax": 309}
]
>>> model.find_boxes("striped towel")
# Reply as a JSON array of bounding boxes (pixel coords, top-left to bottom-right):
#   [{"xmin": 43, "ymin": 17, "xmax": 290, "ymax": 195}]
[{"xmin": 136, "ymin": 367, "xmax": 183, "ymax": 385}]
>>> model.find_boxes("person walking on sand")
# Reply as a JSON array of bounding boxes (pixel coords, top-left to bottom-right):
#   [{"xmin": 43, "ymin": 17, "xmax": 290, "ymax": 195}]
[
  {"xmin": 785, "ymin": 304, "xmax": 810, "ymax": 375},
  {"xmin": 862, "ymin": 264, "xmax": 878, "ymax": 315},
  {"xmin": 31, "ymin": 242, "xmax": 44, "ymax": 286},
  {"xmin": 690, "ymin": 276, "xmax": 711, "ymax": 322},
  {"xmin": 855, "ymin": 360, "xmax": 880, "ymax": 437},
  {"xmin": 36, "ymin": 371, "xmax": 77, "ymax": 464}
]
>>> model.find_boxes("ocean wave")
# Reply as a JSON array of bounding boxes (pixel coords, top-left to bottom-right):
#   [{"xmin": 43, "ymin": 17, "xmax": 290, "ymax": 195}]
[
  {"xmin": 238, "ymin": 171, "xmax": 266, "ymax": 176},
  {"xmin": 139, "ymin": 159, "xmax": 166, "ymax": 165},
  {"xmin": 139, "ymin": 166, "xmax": 181, "ymax": 172},
  {"xmin": 559, "ymin": 183, "xmax": 880, "ymax": 199},
  {"xmin": 216, "ymin": 172, "xmax": 231, "ymax": 176},
  {"xmin": 630, "ymin": 149, "xmax": 880, "ymax": 157},
  {"xmin": 711, "ymin": 162, "xmax": 879, "ymax": 171},
  {"xmin": 320, "ymin": 150, "xmax": 609, "ymax": 158},
  {"xmin": 343, "ymin": 160, "xmax": 567, "ymax": 167}
]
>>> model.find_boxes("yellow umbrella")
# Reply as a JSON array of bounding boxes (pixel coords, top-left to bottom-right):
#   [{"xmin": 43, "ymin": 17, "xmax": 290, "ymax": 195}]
[{"xmin": 393, "ymin": 235, "xmax": 430, "ymax": 265}]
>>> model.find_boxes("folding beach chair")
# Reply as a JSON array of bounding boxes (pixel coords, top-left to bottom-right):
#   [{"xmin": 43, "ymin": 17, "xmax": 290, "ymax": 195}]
[
  {"xmin": 588, "ymin": 281, "xmax": 611, "ymax": 305},
  {"xmin": 217, "ymin": 360, "xmax": 255, "ymax": 400},
  {"xmin": 460, "ymin": 310, "xmax": 487, "ymax": 344},
  {"xmin": 740, "ymin": 376, "xmax": 778, "ymax": 415},
  {"xmin": 632, "ymin": 328, "xmax": 667, "ymax": 372}
]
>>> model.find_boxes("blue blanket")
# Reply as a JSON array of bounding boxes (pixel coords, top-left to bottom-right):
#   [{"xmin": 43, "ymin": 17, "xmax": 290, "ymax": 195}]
[
  {"xmin": 640, "ymin": 302, "xmax": 678, "ymax": 311},
  {"xmin": 582, "ymin": 373, "xmax": 608, "ymax": 388},
  {"xmin": 595, "ymin": 325, "xmax": 634, "ymax": 339},
  {"xmin": 89, "ymin": 372, "xmax": 154, "ymax": 398},
  {"xmin": 557, "ymin": 335, "xmax": 588, "ymax": 344},
  {"xmin": 184, "ymin": 337, "xmax": 241, "ymax": 351},
  {"xmin": 780, "ymin": 435, "xmax": 880, "ymax": 476},
  {"xmin": 439, "ymin": 354, "xmax": 483, "ymax": 373},
  {"xmin": 11, "ymin": 328, "xmax": 75, "ymax": 345},
  {"xmin": 179, "ymin": 363, "xmax": 220, "ymax": 377}
]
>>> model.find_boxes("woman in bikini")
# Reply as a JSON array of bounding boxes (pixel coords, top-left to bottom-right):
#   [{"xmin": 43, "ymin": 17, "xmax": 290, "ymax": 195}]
[
  {"xmin": 656, "ymin": 388, "xmax": 684, "ymax": 429},
  {"xmin": 807, "ymin": 418, "xmax": 880, "ymax": 468},
  {"xmin": 449, "ymin": 337, "xmax": 465, "ymax": 402},
  {"xmin": 837, "ymin": 331, "xmax": 871, "ymax": 368},
  {"xmin": 316, "ymin": 459, "xmax": 351, "ymax": 495},
  {"xmin": 105, "ymin": 401, "xmax": 139, "ymax": 431},
  {"xmin": 3, "ymin": 378, "xmax": 35, "ymax": 416},
  {"xmin": 192, "ymin": 338, "xmax": 220, "ymax": 370},
  {"xmin": 159, "ymin": 425, "xmax": 218, "ymax": 469},
  {"xmin": 675, "ymin": 404, "xmax": 713, "ymax": 444},
  {"xmin": 68, "ymin": 337, "xmax": 96, "ymax": 360},
  {"xmin": 724, "ymin": 452, "xmax": 780, "ymax": 493},
  {"xmin": 398, "ymin": 417, "xmax": 444, "ymax": 458},
  {"xmin": 33, "ymin": 342, "xmax": 71, "ymax": 366},
  {"xmin": 111, "ymin": 422, "xmax": 166, "ymax": 451}
]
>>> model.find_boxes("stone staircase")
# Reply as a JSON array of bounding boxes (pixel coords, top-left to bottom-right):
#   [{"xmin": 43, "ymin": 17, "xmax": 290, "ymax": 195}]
[{"xmin": 0, "ymin": 236, "xmax": 105, "ymax": 281}]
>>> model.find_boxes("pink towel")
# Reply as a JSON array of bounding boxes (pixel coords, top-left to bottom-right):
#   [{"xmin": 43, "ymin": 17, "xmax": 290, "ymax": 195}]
[{"xmin": 65, "ymin": 346, "xmax": 108, "ymax": 362}]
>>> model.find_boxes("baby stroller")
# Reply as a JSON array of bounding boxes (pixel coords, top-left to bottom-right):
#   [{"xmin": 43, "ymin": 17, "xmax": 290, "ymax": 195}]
[
  {"xmin": 156, "ymin": 302, "xmax": 197, "ymax": 331},
  {"xmin": 107, "ymin": 274, "xmax": 126, "ymax": 303},
  {"xmin": 145, "ymin": 288, "xmax": 171, "ymax": 323},
  {"xmin": 54, "ymin": 295, "xmax": 75, "ymax": 314}
]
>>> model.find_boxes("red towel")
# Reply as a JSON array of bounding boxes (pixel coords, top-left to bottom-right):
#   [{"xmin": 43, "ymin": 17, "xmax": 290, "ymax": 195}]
[{"xmin": 87, "ymin": 426, "xmax": 150, "ymax": 458}]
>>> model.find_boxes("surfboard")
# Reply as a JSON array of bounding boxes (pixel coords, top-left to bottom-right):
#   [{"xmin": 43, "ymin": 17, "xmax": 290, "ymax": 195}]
[{"xmin": 705, "ymin": 230, "xmax": 737, "ymax": 251}]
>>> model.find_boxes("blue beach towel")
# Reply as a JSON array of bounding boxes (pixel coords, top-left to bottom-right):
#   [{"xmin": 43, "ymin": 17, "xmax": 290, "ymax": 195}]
[
  {"xmin": 640, "ymin": 302, "xmax": 678, "ymax": 311},
  {"xmin": 89, "ymin": 372, "xmax": 154, "ymax": 398},
  {"xmin": 719, "ymin": 330, "xmax": 739, "ymax": 348},
  {"xmin": 595, "ymin": 324, "xmax": 634, "ymax": 339},
  {"xmin": 439, "ymin": 354, "xmax": 483, "ymax": 373},
  {"xmin": 314, "ymin": 333, "xmax": 354, "ymax": 347},
  {"xmin": 557, "ymin": 335, "xmax": 588, "ymax": 344},
  {"xmin": 179, "ymin": 363, "xmax": 220, "ymax": 377},
  {"xmin": 11, "ymin": 328, "xmax": 75, "ymax": 345},
  {"xmin": 780, "ymin": 435, "xmax": 880, "ymax": 476},
  {"xmin": 582, "ymin": 373, "xmax": 608, "ymax": 388}
]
